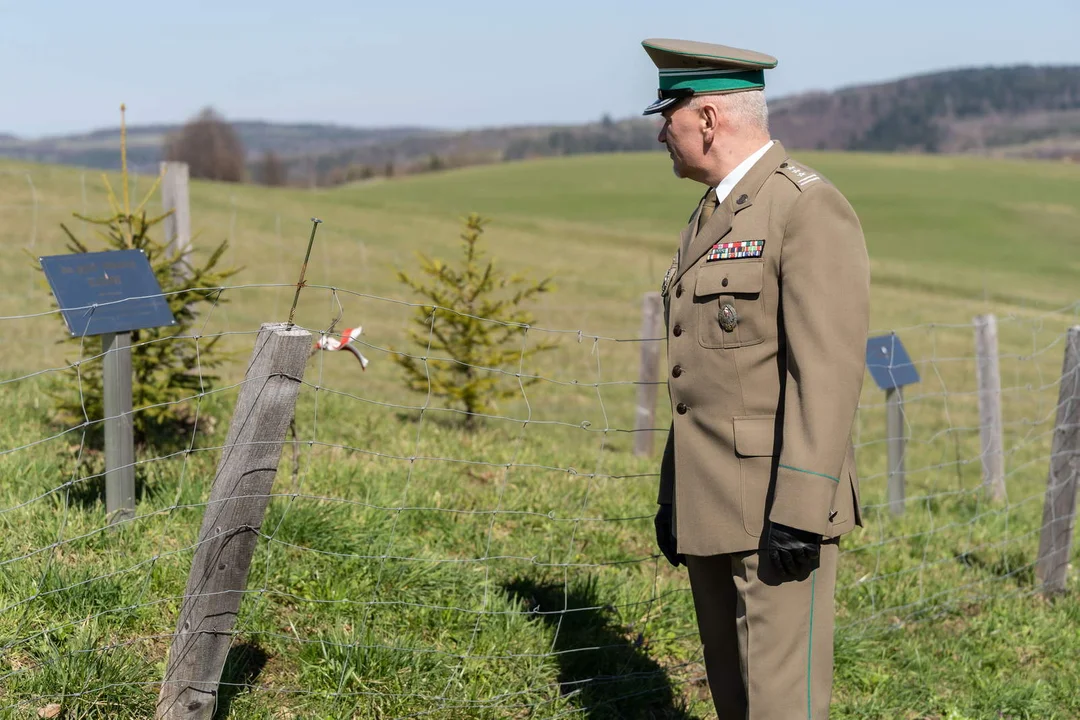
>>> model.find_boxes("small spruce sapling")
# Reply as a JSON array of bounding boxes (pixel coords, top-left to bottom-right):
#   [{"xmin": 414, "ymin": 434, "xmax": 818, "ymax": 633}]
[
  {"xmin": 35, "ymin": 105, "xmax": 242, "ymax": 452},
  {"xmin": 393, "ymin": 213, "xmax": 557, "ymax": 427}
]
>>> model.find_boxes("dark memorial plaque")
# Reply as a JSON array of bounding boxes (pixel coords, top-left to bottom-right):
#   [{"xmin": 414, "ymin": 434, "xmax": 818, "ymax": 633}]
[
  {"xmin": 866, "ymin": 333, "xmax": 920, "ymax": 390},
  {"xmin": 866, "ymin": 332, "xmax": 920, "ymax": 517},
  {"xmin": 39, "ymin": 249, "xmax": 176, "ymax": 337}
]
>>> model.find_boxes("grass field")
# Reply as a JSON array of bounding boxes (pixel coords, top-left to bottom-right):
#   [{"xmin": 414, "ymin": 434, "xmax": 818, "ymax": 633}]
[{"xmin": 1, "ymin": 149, "xmax": 1079, "ymax": 719}]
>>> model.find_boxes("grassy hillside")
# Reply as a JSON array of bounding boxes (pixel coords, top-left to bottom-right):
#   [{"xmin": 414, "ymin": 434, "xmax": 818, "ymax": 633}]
[
  {"xmin": 5, "ymin": 149, "xmax": 1078, "ymax": 350},
  {"xmin": 1, "ymin": 151, "xmax": 1079, "ymax": 719}
]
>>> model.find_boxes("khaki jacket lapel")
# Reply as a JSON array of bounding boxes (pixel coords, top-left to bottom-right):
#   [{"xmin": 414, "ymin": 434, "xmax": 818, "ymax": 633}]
[
  {"xmin": 674, "ymin": 141, "xmax": 788, "ymax": 285},
  {"xmin": 678, "ymin": 191, "xmax": 707, "ymax": 265}
]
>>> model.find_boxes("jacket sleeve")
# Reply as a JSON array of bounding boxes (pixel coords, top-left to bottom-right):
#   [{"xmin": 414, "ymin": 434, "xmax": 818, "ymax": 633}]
[
  {"xmin": 768, "ymin": 182, "xmax": 870, "ymax": 535},
  {"xmin": 658, "ymin": 421, "xmax": 675, "ymax": 504}
]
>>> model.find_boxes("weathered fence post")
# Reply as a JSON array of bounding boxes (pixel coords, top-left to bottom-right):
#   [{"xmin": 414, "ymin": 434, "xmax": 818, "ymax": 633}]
[
  {"xmin": 974, "ymin": 314, "xmax": 1007, "ymax": 502},
  {"xmin": 634, "ymin": 291, "xmax": 664, "ymax": 457},
  {"xmin": 161, "ymin": 161, "xmax": 191, "ymax": 281},
  {"xmin": 156, "ymin": 322, "xmax": 310, "ymax": 720},
  {"xmin": 1035, "ymin": 326, "xmax": 1080, "ymax": 596}
]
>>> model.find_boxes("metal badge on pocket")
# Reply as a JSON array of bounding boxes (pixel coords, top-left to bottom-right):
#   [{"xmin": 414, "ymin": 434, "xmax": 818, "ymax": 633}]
[
  {"xmin": 660, "ymin": 253, "xmax": 678, "ymax": 296},
  {"xmin": 718, "ymin": 302, "xmax": 738, "ymax": 332}
]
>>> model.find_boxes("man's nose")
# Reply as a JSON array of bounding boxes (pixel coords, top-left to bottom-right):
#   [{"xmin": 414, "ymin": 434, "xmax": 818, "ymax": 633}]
[{"xmin": 657, "ymin": 124, "xmax": 667, "ymax": 144}]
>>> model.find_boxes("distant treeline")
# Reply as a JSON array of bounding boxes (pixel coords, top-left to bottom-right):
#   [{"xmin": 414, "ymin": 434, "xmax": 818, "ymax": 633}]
[
  {"xmin": 255, "ymin": 114, "xmax": 662, "ymax": 188},
  {"xmin": 502, "ymin": 115, "xmax": 660, "ymax": 160}
]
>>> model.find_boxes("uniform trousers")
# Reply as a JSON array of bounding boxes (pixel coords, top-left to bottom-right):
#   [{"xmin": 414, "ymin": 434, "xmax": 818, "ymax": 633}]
[{"xmin": 686, "ymin": 538, "xmax": 839, "ymax": 719}]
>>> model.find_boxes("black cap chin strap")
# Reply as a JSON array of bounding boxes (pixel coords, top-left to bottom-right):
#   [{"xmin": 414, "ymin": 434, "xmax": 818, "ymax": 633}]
[{"xmin": 657, "ymin": 87, "xmax": 695, "ymax": 101}]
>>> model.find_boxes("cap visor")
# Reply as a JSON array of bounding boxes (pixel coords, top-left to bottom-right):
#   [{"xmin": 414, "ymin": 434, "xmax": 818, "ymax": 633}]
[{"xmin": 642, "ymin": 96, "xmax": 679, "ymax": 115}]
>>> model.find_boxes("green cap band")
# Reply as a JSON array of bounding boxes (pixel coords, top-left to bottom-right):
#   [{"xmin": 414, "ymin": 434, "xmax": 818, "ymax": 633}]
[{"xmin": 658, "ymin": 68, "xmax": 765, "ymax": 94}]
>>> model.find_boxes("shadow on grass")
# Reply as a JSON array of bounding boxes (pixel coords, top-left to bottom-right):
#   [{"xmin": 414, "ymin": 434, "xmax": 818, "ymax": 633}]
[
  {"xmin": 213, "ymin": 642, "xmax": 270, "ymax": 720},
  {"xmin": 62, "ymin": 435, "xmax": 196, "ymax": 513},
  {"xmin": 63, "ymin": 463, "xmax": 156, "ymax": 512},
  {"xmin": 502, "ymin": 575, "xmax": 698, "ymax": 720},
  {"xmin": 957, "ymin": 547, "xmax": 1036, "ymax": 588}
]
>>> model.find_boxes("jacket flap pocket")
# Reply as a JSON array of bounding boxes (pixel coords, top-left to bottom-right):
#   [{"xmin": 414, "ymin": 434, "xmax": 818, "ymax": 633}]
[
  {"xmin": 733, "ymin": 415, "xmax": 777, "ymax": 457},
  {"xmin": 695, "ymin": 261, "xmax": 764, "ymax": 297}
]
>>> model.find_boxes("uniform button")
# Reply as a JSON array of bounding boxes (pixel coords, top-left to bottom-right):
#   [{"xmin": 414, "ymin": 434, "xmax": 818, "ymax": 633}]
[
  {"xmin": 675, "ymin": 285, "xmax": 683, "ymax": 298},
  {"xmin": 676, "ymin": 402, "xmax": 688, "ymax": 415},
  {"xmin": 780, "ymin": 162, "xmax": 789, "ymax": 168},
  {"xmin": 672, "ymin": 365, "xmax": 682, "ymax": 378},
  {"xmin": 673, "ymin": 324, "xmax": 682, "ymax": 337},
  {"xmin": 736, "ymin": 194, "xmax": 748, "ymax": 205},
  {"xmin": 721, "ymin": 277, "xmax": 729, "ymax": 287}
]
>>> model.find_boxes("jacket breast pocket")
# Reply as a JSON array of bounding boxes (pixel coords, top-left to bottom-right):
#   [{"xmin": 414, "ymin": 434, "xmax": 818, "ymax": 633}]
[{"xmin": 693, "ymin": 260, "xmax": 767, "ymax": 349}]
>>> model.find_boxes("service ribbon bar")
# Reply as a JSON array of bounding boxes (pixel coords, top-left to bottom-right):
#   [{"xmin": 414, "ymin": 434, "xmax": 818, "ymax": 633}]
[{"xmin": 706, "ymin": 239, "xmax": 765, "ymax": 261}]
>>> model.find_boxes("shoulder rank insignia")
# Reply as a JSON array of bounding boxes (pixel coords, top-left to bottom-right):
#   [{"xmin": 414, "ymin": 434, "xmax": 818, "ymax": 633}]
[
  {"xmin": 706, "ymin": 239, "xmax": 764, "ymax": 262},
  {"xmin": 779, "ymin": 160, "xmax": 822, "ymax": 188}
]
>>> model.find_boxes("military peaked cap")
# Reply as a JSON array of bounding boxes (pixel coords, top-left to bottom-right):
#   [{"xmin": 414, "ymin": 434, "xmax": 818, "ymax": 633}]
[{"xmin": 641, "ymin": 38, "xmax": 778, "ymax": 115}]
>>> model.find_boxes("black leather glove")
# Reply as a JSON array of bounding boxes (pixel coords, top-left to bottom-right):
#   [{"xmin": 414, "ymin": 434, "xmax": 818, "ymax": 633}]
[
  {"xmin": 766, "ymin": 522, "xmax": 821, "ymax": 578},
  {"xmin": 654, "ymin": 504, "xmax": 685, "ymax": 567}
]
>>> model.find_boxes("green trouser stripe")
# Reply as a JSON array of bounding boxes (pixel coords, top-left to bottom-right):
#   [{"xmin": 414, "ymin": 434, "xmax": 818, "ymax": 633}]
[{"xmin": 807, "ymin": 569, "xmax": 817, "ymax": 719}]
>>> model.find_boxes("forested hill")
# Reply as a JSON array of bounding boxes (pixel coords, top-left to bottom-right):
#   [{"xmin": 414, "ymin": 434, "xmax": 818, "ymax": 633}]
[
  {"xmin": 768, "ymin": 65, "xmax": 1080, "ymax": 158},
  {"xmin": 2, "ymin": 64, "xmax": 1078, "ymax": 185}
]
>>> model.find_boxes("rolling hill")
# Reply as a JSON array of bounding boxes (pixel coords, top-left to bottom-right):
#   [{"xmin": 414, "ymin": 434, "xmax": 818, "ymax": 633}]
[{"xmin": 2, "ymin": 148, "xmax": 1078, "ymax": 349}]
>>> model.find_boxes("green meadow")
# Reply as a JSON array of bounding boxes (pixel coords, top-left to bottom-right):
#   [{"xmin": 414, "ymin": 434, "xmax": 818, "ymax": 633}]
[{"xmin": 1, "ymin": 149, "xmax": 1079, "ymax": 719}]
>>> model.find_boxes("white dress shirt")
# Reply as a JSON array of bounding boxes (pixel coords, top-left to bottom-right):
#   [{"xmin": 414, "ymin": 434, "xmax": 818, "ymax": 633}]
[{"xmin": 712, "ymin": 140, "xmax": 774, "ymax": 203}]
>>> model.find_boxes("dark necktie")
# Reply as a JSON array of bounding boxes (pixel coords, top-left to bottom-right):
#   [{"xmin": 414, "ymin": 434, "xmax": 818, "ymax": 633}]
[{"xmin": 696, "ymin": 188, "xmax": 719, "ymax": 236}]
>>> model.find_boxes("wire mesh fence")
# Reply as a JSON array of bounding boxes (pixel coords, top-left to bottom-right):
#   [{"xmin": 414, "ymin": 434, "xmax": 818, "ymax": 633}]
[{"xmin": 0, "ymin": 167, "xmax": 1078, "ymax": 718}]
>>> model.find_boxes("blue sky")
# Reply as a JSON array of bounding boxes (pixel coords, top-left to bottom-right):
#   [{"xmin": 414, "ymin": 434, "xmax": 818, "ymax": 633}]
[{"xmin": 2, "ymin": 0, "xmax": 1078, "ymax": 138}]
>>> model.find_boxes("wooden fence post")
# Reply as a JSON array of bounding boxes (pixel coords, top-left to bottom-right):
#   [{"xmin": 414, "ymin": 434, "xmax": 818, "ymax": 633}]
[
  {"xmin": 634, "ymin": 291, "xmax": 664, "ymax": 457},
  {"xmin": 974, "ymin": 314, "xmax": 1007, "ymax": 502},
  {"xmin": 1035, "ymin": 326, "xmax": 1080, "ymax": 596},
  {"xmin": 161, "ymin": 161, "xmax": 191, "ymax": 281},
  {"xmin": 156, "ymin": 322, "xmax": 310, "ymax": 720}
]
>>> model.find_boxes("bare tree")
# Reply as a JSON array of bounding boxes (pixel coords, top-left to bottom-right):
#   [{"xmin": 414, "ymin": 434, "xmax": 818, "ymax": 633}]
[
  {"xmin": 164, "ymin": 107, "xmax": 246, "ymax": 183},
  {"xmin": 259, "ymin": 150, "xmax": 287, "ymax": 186}
]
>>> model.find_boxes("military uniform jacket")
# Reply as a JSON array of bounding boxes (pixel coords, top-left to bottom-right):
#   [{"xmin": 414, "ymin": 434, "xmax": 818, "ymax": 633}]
[{"xmin": 659, "ymin": 141, "xmax": 870, "ymax": 557}]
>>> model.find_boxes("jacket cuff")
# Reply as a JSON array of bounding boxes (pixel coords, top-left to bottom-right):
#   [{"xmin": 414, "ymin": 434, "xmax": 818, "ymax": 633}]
[{"xmin": 769, "ymin": 464, "xmax": 840, "ymax": 536}]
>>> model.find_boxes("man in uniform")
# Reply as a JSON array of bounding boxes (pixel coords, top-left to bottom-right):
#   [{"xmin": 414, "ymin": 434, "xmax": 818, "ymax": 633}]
[{"xmin": 641, "ymin": 38, "xmax": 871, "ymax": 718}]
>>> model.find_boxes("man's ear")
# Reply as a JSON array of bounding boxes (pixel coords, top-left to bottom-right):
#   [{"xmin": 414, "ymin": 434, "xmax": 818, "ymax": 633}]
[{"xmin": 700, "ymin": 101, "xmax": 720, "ymax": 143}]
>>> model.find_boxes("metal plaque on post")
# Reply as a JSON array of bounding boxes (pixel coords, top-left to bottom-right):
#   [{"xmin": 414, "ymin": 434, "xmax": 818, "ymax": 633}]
[
  {"xmin": 39, "ymin": 249, "xmax": 176, "ymax": 337},
  {"xmin": 866, "ymin": 333, "xmax": 920, "ymax": 391},
  {"xmin": 40, "ymin": 249, "xmax": 177, "ymax": 526},
  {"xmin": 866, "ymin": 333, "xmax": 920, "ymax": 516}
]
